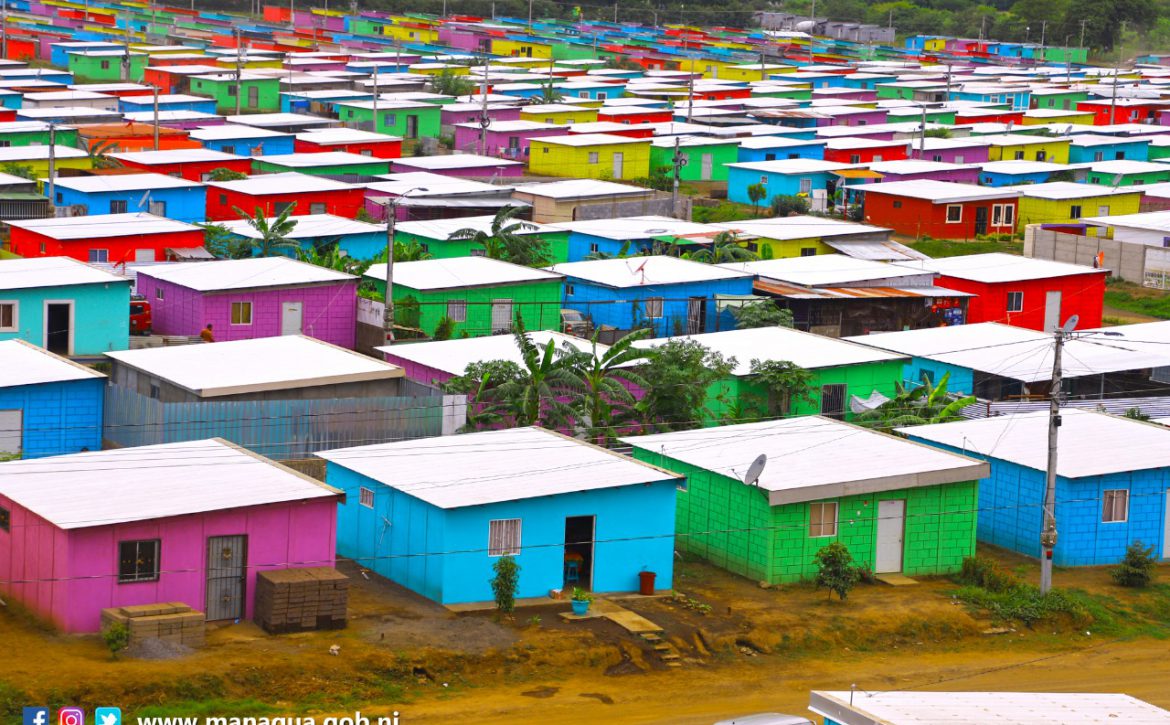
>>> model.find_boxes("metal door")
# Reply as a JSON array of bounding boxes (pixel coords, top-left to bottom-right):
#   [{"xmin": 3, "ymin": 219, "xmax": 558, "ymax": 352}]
[
  {"xmin": 206, "ymin": 535, "xmax": 247, "ymax": 621},
  {"xmin": 820, "ymin": 383, "xmax": 847, "ymax": 419},
  {"xmin": 149, "ymin": 200, "xmax": 167, "ymax": 217},
  {"xmin": 875, "ymin": 500, "xmax": 906, "ymax": 573},
  {"xmin": 1043, "ymin": 290, "xmax": 1062, "ymax": 332},
  {"xmin": 405, "ymin": 114, "xmax": 419, "ymax": 139},
  {"xmin": 612, "ymin": 152, "xmax": 624, "ymax": 178},
  {"xmin": 0, "ymin": 409, "xmax": 21, "ymax": 456},
  {"xmin": 491, "ymin": 299, "xmax": 513, "ymax": 333},
  {"xmin": 686, "ymin": 297, "xmax": 706, "ymax": 334},
  {"xmin": 281, "ymin": 301, "xmax": 303, "ymax": 335},
  {"xmin": 135, "ymin": 249, "xmax": 155, "ymax": 262},
  {"xmin": 700, "ymin": 153, "xmax": 713, "ymax": 181},
  {"xmin": 974, "ymin": 206, "xmax": 988, "ymax": 235},
  {"xmin": 247, "ymin": 85, "xmax": 259, "ymax": 108}
]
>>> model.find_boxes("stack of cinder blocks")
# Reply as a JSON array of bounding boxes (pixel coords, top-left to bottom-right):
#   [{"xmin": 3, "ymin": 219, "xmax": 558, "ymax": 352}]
[
  {"xmin": 100, "ymin": 602, "xmax": 205, "ymax": 648},
  {"xmin": 254, "ymin": 567, "xmax": 348, "ymax": 634}
]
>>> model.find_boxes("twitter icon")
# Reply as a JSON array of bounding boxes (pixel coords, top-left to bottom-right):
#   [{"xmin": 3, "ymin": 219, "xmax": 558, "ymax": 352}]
[{"xmin": 95, "ymin": 708, "xmax": 121, "ymax": 725}]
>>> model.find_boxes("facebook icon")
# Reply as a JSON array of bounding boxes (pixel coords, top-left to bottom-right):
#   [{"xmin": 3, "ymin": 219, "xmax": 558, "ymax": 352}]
[{"xmin": 23, "ymin": 707, "xmax": 49, "ymax": 725}]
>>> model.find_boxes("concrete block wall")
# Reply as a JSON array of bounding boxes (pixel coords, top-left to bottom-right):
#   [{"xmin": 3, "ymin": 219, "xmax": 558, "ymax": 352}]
[{"xmin": 0, "ymin": 378, "xmax": 104, "ymax": 457}]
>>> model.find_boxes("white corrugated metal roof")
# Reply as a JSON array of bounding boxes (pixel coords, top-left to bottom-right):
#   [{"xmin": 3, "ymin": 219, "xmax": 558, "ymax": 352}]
[
  {"xmin": 0, "ymin": 256, "xmax": 129, "ymax": 290},
  {"xmin": 533, "ymin": 133, "xmax": 649, "ymax": 147},
  {"xmin": 139, "ymin": 256, "xmax": 355, "ymax": 292},
  {"xmin": 110, "ymin": 148, "xmax": 245, "ymax": 165},
  {"xmin": 720, "ymin": 255, "xmax": 929, "ymax": 287},
  {"xmin": 295, "ymin": 127, "xmax": 403, "ymax": 145},
  {"xmin": 106, "ymin": 335, "xmax": 401, "ymax": 397},
  {"xmin": 187, "ymin": 124, "xmax": 293, "ymax": 140},
  {"xmin": 393, "ymin": 214, "xmax": 554, "ymax": 240},
  {"xmin": 206, "ymin": 171, "xmax": 356, "ymax": 194},
  {"xmin": 5, "ymin": 213, "xmax": 199, "ymax": 240},
  {"xmin": 902, "ymin": 408, "xmax": 1170, "ymax": 478},
  {"xmin": 809, "ymin": 691, "xmax": 1170, "ymax": 724},
  {"xmin": 547, "ymin": 215, "xmax": 717, "ymax": 240},
  {"xmin": 0, "ymin": 145, "xmax": 87, "ymax": 161},
  {"xmin": 0, "ymin": 438, "xmax": 339, "ymax": 529},
  {"xmin": 1009, "ymin": 181, "xmax": 1142, "ymax": 200},
  {"xmin": 217, "ymin": 214, "xmax": 385, "ymax": 240},
  {"xmin": 621, "ymin": 417, "xmax": 985, "ymax": 505},
  {"xmin": 378, "ymin": 330, "xmax": 603, "ymax": 377},
  {"xmin": 48, "ymin": 173, "xmax": 202, "ymax": 193},
  {"xmin": 0, "ymin": 339, "xmax": 105, "ymax": 387},
  {"xmin": 366, "ymin": 256, "xmax": 561, "ymax": 291},
  {"xmin": 317, "ymin": 426, "xmax": 679, "ymax": 509},
  {"xmin": 548, "ymin": 255, "xmax": 752, "ymax": 288},
  {"xmin": 255, "ymin": 151, "xmax": 389, "ymax": 167},
  {"xmin": 394, "ymin": 153, "xmax": 524, "ymax": 170},
  {"xmin": 711, "ymin": 215, "xmax": 891, "ymax": 242},
  {"xmin": 901, "ymin": 252, "xmax": 1103, "ymax": 283},
  {"xmin": 860, "ymin": 180, "xmax": 1020, "ymax": 203}
]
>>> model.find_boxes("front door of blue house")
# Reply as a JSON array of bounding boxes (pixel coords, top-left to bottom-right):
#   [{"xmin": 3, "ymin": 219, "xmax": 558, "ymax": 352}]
[{"xmin": 564, "ymin": 516, "xmax": 595, "ymax": 590}]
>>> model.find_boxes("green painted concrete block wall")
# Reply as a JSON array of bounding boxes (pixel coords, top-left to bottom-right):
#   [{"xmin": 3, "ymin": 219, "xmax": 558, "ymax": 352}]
[
  {"xmin": 632, "ymin": 449, "xmax": 979, "ymax": 585},
  {"xmin": 339, "ymin": 105, "xmax": 442, "ymax": 138},
  {"xmin": 69, "ymin": 55, "xmax": 148, "ymax": 82},
  {"xmin": 396, "ymin": 230, "xmax": 572, "ymax": 264},
  {"xmin": 373, "ymin": 278, "xmax": 563, "ymax": 338},
  {"xmin": 191, "ymin": 77, "xmax": 281, "ymax": 113},
  {"xmin": 648, "ymin": 144, "xmax": 738, "ymax": 182}
]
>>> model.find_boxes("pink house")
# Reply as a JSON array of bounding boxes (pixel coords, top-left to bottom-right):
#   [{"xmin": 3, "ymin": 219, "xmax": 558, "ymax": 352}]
[
  {"xmin": 388, "ymin": 153, "xmax": 525, "ymax": 178},
  {"xmin": 453, "ymin": 120, "xmax": 567, "ymax": 160},
  {"xmin": 135, "ymin": 257, "xmax": 358, "ymax": 348},
  {"xmin": 0, "ymin": 438, "xmax": 340, "ymax": 632},
  {"xmin": 441, "ymin": 103, "xmax": 522, "ymax": 130},
  {"xmin": 867, "ymin": 160, "xmax": 981, "ymax": 184}
]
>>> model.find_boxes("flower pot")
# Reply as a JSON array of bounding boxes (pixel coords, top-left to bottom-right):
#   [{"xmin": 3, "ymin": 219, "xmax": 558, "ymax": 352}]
[{"xmin": 571, "ymin": 599, "xmax": 590, "ymax": 615}]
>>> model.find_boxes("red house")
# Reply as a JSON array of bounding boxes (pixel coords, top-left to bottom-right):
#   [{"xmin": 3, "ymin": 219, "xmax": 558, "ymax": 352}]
[
  {"xmin": 912, "ymin": 253, "xmax": 1106, "ymax": 331},
  {"xmin": 596, "ymin": 106, "xmax": 676, "ymax": 125},
  {"xmin": 1077, "ymin": 98, "xmax": 1170, "ymax": 126},
  {"xmin": 567, "ymin": 121, "xmax": 655, "ymax": 138},
  {"xmin": 293, "ymin": 128, "xmax": 402, "ymax": 159},
  {"xmin": 109, "ymin": 148, "xmax": 252, "ymax": 182},
  {"xmin": 823, "ymin": 137, "xmax": 909, "ymax": 164},
  {"xmin": 7, "ymin": 213, "xmax": 205, "ymax": 264},
  {"xmin": 205, "ymin": 172, "xmax": 365, "ymax": 221},
  {"xmin": 861, "ymin": 180, "xmax": 1019, "ymax": 240}
]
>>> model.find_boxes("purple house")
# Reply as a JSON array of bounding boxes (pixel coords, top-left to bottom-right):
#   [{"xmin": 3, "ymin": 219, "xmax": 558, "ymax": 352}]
[
  {"xmin": 379, "ymin": 330, "xmax": 600, "ymax": 386},
  {"xmin": 0, "ymin": 438, "xmax": 340, "ymax": 632},
  {"xmin": 868, "ymin": 160, "xmax": 981, "ymax": 184},
  {"xmin": 441, "ymin": 103, "xmax": 522, "ymax": 131},
  {"xmin": 817, "ymin": 106, "xmax": 889, "ymax": 127},
  {"xmin": 136, "ymin": 257, "xmax": 358, "ymax": 348},
  {"xmin": 389, "ymin": 153, "xmax": 525, "ymax": 178},
  {"xmin": 453, "ymin": 120, "xmax": 567, "ymax": 159},
  {"xmin": 909, "ymin": 137, "xmax": 992, "ymax": 164},
  {"xmin": 438, "ymin": 23, "xmax": 494, "ymax": 53}
]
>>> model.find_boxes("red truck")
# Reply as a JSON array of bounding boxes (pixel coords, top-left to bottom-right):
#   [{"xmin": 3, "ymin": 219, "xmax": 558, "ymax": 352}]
[{"xmin": 130, "ymin": 295, "xmax": 152, "ymax": 335}]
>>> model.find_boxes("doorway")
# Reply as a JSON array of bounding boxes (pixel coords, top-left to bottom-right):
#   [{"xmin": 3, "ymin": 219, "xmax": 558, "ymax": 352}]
[
  {"xmin": 405, "ymin": 114, "xmax": 419, "ymax": 139},
  {"xmin": 686, "ymin": 296, "xmax": 706, "ymax": 334},
  {"xmin": 491, "ymin": 299, "xmax": 513, "ymax": 333},
  {"xmin": 875, "ymin": 499, "xmax": 906, "ymax": 573},
  {"xmin": 974, "ymin": 207, "xmax": 988, "ymax": 235},
  {"xmin": 0, "ymin": 409, "xmax": 21, "ymax": 456},
  {"xmin": 281, "ymin": 301, "xmax": 303, "ymax": 336},
  {"xmin": 1043, "ymin": 290, "xmax": 1062, "ymax": 332},
  {"xmin": 700, "ymin": 153, "xmax": 713, "ymax": 181},
  {"xmin": 564, "ymin": 516, "xmax": 595, "ymax": 590},
  {"xmin": 206, "ymin": 535, "xmax": 248, "ymax": 621},
  {"xmin": 820, "ymin": 383, "xmax": 847, "ymax": 419},
  {"xmin": 611, "ymin": 151, "xmax": 624, "ymax": 179},
  {"xmin": 45, "ymin": 302, "xmax": 71, "ymax": 355}
]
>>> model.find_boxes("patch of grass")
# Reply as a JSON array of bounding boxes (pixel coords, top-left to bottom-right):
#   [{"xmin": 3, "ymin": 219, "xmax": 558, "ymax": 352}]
[
  {"xmin": 691, "ymin": 201, "xmax": 755, "ymax": 223},
  {"xmin": 0, "ymin": 682, "xmax": 31, "ymax": 720},
  {"xmin": 134, "ymin": 699, "xmax": 279, "ymax": 720},
  {"xmin": 905, "ymin": 236, "xmax": 1023, "ymax": 258},
  {"xmin": 953, "ymin": 584, "xmax": 1090, "ymax": 627},
  {"xmin": 1104, "ymin": 285, "xmax": 1170, "ymax": 320}
]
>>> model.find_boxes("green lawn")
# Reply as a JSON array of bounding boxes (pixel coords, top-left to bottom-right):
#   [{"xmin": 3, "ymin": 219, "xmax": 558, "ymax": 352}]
[
  {"xmin": 1104, "ymin": 280, "xmax": 1170, "ymax": 320},
  {"xmin": 904, "ymin": 236, "xmax": 1024, "ymax": 258},
  {"xmin": 0, "ymin": 248, "xmax": 20, "ymax": 260}
]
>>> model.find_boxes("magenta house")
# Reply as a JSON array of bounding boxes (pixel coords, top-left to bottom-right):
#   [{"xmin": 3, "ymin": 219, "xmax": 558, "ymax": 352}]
[
  {"xmin": 453, "ymin": 120, "xmax": 567, "ymax": 160},
  {"xmin": 0, "ymin": 438, "xmax": 340, "ymax": 632},
  {"xmin": 867, "ymin": 160, "xmax": 981, "ymax": 184},
  {"xmin": 909, "ymin": 137, "xmax": 992, "ymax": 164},
  {"xmin": 441, "ymin": 103, "xmax": 522, "ymax": 130},
  {"xmin": 136, "ymin": 256, "xmax": 358, "ymax": 348},
  {"xmin": 388, "ymin": 153, "xmax": 526, "ymax": 178}
]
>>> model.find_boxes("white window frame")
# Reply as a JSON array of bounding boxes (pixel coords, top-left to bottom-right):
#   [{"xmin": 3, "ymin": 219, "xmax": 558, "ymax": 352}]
[
  {"xmin": 0, "ymin": 300, "xmax": 17, "ymax": 332},
  {"xmin": 89, "ymin": 249, "xmax": 110, "ymax": 263},
  {"xmin": 1001, "ymin": 204, "xmax": 1015, "ymax": 226},
  {"xmin": 359, "ymin": 487, "xmax": 375, "ymax": 509},
  {"xmin": 231, "ymin": 301, "xmax": 253, "ymax": 325},
  {"xmin": 587, "ymin": 151, "xmax": 599, "ymax": 164},
  {"xmin": 1069, "ymin": 204, "xmax": 1082, "ymax": 219},
  {"xmin": 1102, "ymin": 489, "xmax": 1129, "ymax": 523},
  {"xmin": 945, "ymin": 204, "xmax": 963, "ymax": 223},
  {"xmin": 644, "ymin": 297, "xmax": 664, "ymax": 319},
  {"xmin": 799, "ymin": 177, "xmax": 813, "ymax": 194},
  {"xmin": 1006, "ymin": 290, "xmax": 1024, "ymax": 313},
  {"xmin": 488, "ymin": 518, "xmax": 522, "ymax": 556},
  {"xmin": 809, "ymin": 501, "xmax": 838, "ymax": 538},
  {"xmin": 156, "ymin": 287, "xmax": 164, "ymax": 300},
  {"xmin": 447, "ymin": 299, "xmax": 467, "ymax": 322}
]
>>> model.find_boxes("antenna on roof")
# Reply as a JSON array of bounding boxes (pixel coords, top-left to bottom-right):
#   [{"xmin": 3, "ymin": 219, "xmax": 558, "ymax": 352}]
[{"xmin": 743, "ymin": 454, "xmax": 767, "ymax": 487}]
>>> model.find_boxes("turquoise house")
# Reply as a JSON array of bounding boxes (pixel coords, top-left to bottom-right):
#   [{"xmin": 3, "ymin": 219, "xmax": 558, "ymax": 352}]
[
  {"xmin": 0, "ymin": 257, "xmax": 130, "ymax": 357},
  {"xmin": 319, "ymin": 427, "xmax": 682, "ymax": 605},
  {"xmin": 0, "ymin": 339, "xmax": 106, "ymax": 457},
  {"xmin": 726, "ymin": 159, "xmax": 854, "ymax": 205}
]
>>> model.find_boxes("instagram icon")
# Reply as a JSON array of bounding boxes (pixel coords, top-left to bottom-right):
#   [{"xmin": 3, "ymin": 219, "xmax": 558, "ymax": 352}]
[{"xmin": 58, "ymin": 708, "xmax": 84, "ymax": 725}]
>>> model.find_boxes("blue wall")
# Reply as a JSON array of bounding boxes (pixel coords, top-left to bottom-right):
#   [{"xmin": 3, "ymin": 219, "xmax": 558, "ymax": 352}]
[
  {"xmin": 562, "ymin": 276, "xmax": 754, "ymax": 336},
  {"xmin": 230, "ymin": 231, "xmax": 387, "ymax": 260},
  {"xmin": 736, "ymin": 142, "xmax": 826, "ymax": 164},
  {"xmin": 1068, "ymin": 141, "xmax": 1150, "ymax": 164},
  {"xmin": 0, "ymin": 282, "xmax": 130, "ymax": 355},
  {"xmin": 330, "ymin": 462, "xmax": 679, "ymax": 604},
  {"xmin": 198, "ymin": 133, "xmax": 295, "ymax": 156},
  {"xmin": 907, "ymin": 439, "xmax": 1170, "ymax": 566},
  {"xmin": 902, "ymin": 357, "xmax": 975, "ymax": 395},
  {"xmin": 728, "ymin": 166, "xmax": 839, "ymax": 205},
  {"xmin": 51, "ymin": 185, "xmax": 207, "ymax": 224},
  {"xmin": 119, "ymin": 97, "xmax": 219, "ymax": 115},
  {"xmin": 980, "ymin": 170, "xmax": 1054, "ymax": 187},
  {"xmin": 0, "ymin": 378, "xmax": 104, "ymax": 457}
]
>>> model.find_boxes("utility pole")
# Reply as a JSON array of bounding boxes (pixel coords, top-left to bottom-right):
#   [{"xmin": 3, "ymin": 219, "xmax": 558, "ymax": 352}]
[
  {"xmin": 670, "ymin": 136, "xmax": 686, "ymax": 219},
  {"xmin": 1040, "ymin": 19, "xmax": 1047, "ymax": 57},
  {"xmin": 47, "ymin": 123, "xmax": 56, "ymax": 211},
  {"xmin": 235, "ymin": 27, "xmax": 244, "ymax": 115},
  {"xmin": 371, "ymin": 61, "xmax": 379, "ymax": 132},
  {"xmin": 918, "ymin": 103, "xmax": 927, "ymax": 158},
  {"xmin": 613, "ymin": 3, "xmax": 617, "ymax": 23},
  {"xmin": 1039, "ymin": 325, "xmax": 1065, "ymax": 595},
  {"xmin": 808, "ymin": 0, "xmax": 817, "ymax": 63},
  {"xmin": 1079, "ymin": 19, "xmax": 1088, "ymax": 50},
  {"xmin": 528, "ymin": 0, "xmax": 533, "ymax": 30},
  {"xmin": 978, "ymin": 15, "xmax": 985, "ymax": 44},
  {"xmin": 152, "ymin": 85, "xmax": 160, "ymax": 150},
  {"xmin": 121, "ymin": 13, "xmax": 132, "ymax": 82},
  {"xmin": 686, "ymin": 72, "xmax": 694, "ymax": 123},
  {"xmin": 478, "ymin": 54, "xmax": 490, "ymax": 155},
  {"xmin": 2, "ymin": 0, "xmax": 8, "ymax": 61},
  {"xmin": 381, "ymin": 187, "xmax": 428, "ymax": 344},
  {"xmin": 1066, "ymin": 35, "xmax": 1073, "ymax": 83}
]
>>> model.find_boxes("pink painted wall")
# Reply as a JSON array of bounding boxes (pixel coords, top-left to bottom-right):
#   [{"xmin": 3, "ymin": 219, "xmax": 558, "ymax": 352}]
[
  {"xmin": 136, "ymin": 274, "xmax": 358, "ymax": 348},
  {"xmin": 452, "ymin": 125, "xmax": 565, "ymax": 160},
  {"xmin": 442, "ymin": 107, "xmax": 522, "ymax": 127},
  {"xmin": 389, "ymin": 159, "xmax": 524, "ymax": 177},
  {"xmin": 1, "ymin": 496, "xmax": 338, "ymax": 633},
  {"xmin": 879, "ymin": 168, "xmax": 981, "ymax": 184},
  {"xmin": 381, "ymin": 353, "xmax": 453, "ymax": 387},
  {"xmin": 910, "ymin": 146, "xmax": 991, "ymax": 164}
]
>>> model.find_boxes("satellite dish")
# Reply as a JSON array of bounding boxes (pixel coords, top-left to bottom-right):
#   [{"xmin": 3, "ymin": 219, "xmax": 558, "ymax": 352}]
[
  {"xmin": 1061, "ymin": 314, "xmax": 1079, "ymax": 333},
  {"xmin": 743, "ymin": 454, "xmax": 767, "ymax": 487}
]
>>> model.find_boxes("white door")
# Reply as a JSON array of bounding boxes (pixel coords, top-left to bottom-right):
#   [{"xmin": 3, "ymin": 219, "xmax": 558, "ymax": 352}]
[
  {"xmin": 612, "ymin": 152, "xmax": 624, "ymax": 179},
  {"xmin": 1043, "ymin": 290, "xmax": 1062, "ymax": 332},
  {"xmin": 280, "ymin": 302, "xmax": 303, "ymax": 336},
  {"xmin": 875, "ymin": 499, "xmax": 906, "ymax": 574},
  {"xmin": 491, "ymin": 299, "xmax": 513, "ymax": 333},
  {"xmin": 135, "ymin": 248, "xmax": 155, "ymax": 262},
  {"xmin": 0, "ymin": 409, "xmax": 21, "ymax": 456},
  {"xmin": 700, "ymin": 153, "xmax": 713, "ymax": 181}
]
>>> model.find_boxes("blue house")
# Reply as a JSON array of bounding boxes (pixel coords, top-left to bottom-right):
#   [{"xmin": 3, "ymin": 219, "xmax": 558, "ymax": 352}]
[
  {"xmin": 549, "ymin": 255, "xmax": 755, "ymax": 336},
  {"xmin": 0, "ymin": 339, "xmax": 105, "ymax": 457},
  {"xmin": 187, "ymin": 124, "xmax": 296, "ymax": 156},
  {"xmin": 978, "ymin": 160, "xmax": 1069, "ymax": 187},
  {"xmin": 217, "ymin": 214, "xmax": 387, "ymax": 258},
  {"xmin": 726, "ymin": 158, "xmax": 853, "ymax": 205},
  {"xmin": 280, "ymin": 90, "xmax": 372, "ymax": 115},
  {"xmin": 49, "ymin": 173, "xmax": 206, "ymax": 224},
  {"xmin": 0, "ymin": 257, "xmax": 130, "ymax": 357},
  {"xmin": 1067, "ymin": 135, "xmax": 1151, "ymax": 164},
  {"xmin": 551, "ymin": 216, "xmax": 731, "ymax": 262},
  {"xmin": 319, "ymin": 426, "xmax": 682, "ymax": 605},
  {"xmin": 904, "ymin": 409, "xmax": 1170, "ymax": 566},
  {"xmin": 736, "ymin": 136, "xmax": 827, "ymax": 164},
  {"xmin": 118, "ymin": 93, "xmax": 219, "ymax": 115}
]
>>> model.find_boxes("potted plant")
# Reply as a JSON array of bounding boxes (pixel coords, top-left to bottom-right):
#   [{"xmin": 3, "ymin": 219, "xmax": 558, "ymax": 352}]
[{"xmin": 570, "ymin": 587, "xmax": 594, "ymax": 615}]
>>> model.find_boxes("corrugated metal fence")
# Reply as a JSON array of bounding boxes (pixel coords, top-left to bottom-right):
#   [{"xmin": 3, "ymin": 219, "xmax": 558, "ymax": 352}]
[
  {"xmin": 960, "ymin": 394, "xmax": 1170, "ymax": 419},
  {"xmin": 104, "ymin": 384, "xmax": 466, "ymax": 459}
]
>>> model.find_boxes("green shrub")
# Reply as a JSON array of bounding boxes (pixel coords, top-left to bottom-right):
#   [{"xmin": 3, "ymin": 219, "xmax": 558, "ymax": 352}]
[
  {"xmin": 957, "ymin": 555, "xmax": 1017, "ymax": 593},
  {"xmin": 491, "ymin": 555, "xmax": 520, "ymax": 615},
  {"xmin": 1112, "ymin": 541, "xmax": 1157, "ymax": 588},
  {"xmin": 814, "ymin": 541, "xmax": 860, "ymax": 601},
  {"xmin": 103, "ymin": 622, "xmax": 130, "ymax": 659},
  {"xmin": 433, "ymin": 315, "xmax": 456, "ymax": 341}
]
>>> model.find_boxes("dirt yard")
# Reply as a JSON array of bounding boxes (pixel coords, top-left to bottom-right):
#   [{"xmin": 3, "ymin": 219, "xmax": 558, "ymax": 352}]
[{"xmin": 4, "ymin": 549, "xmax": 1170, "ymax": 724}]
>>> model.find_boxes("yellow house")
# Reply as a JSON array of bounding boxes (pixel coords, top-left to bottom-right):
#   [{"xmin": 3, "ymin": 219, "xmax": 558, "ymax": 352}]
[
  {"xmin": 721, "ymin": 64, "xmax": 790, "ymax": 82},
  {"xmin": 1013, "ymin": 182, "xmax": 1143, "ymax": 231},
  {"xmin": 520, "ymin": 103, "xmax": 599, "ymax": 125},
  {"xmin": 11, "ymin": 146, "xmax": 93, "ymax": 178},
  {"xmin": 1020, "ymin": 109, "xmax": 1096, "ymax": 126},
  {"xmin": 407, "ymin": 62, "xmax": 470, "ymax": 77},
  {"xmin": 215, "ymin": 55, "xmax": 283, "ymax": 70},
  {"xmin": 383, "ymin": 21, "xmax": 439, "ymax": 44},
  {"xmin": 678, "ymin": 57, "xmax": 739, "ymax": 79},
  {"xmin": 528, "ymin": 134, "xmax": 651, "ymax": 180},
  {"xmin": 492, "ymin": 38, "xmax": 554, "ymax": 59},
  {"xmin": 489, "ymin": 57, "xmax": 553, "ymax": 70},
  {"xmin": 923, "ymin": 38, "xmax": 947, "ymax": 52},
  {"xmin": 983, "ymin": 134, "xmax": 1071, "ymax": 164}
]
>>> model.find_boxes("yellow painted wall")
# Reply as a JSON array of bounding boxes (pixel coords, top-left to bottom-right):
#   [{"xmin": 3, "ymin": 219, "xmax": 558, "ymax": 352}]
[
  {"xmin": 492, "ymin": 39, "xmax": 553, "ymax": 59},
  {"xmin": 408, "ymin": 64, "xmax": 470, "ymax": 76},
  {"xmin": 987, "ymin": 139, "xmax": 1071, "ymax": 164},
  {"xmin": 924, "ymin": 38, "xmax": 947, "ymax": 51},
  {"xmin": 1016, "ymin": 193, "xmax": 1142, "ymax": 231},
  {"xmin": 528, "ymin": 140, "xmax": 651, "ymax": 180},
  {"xmin": 755, "ymin": 236, "xmax": 835, "ymax": 258},
  {"xmin": 383, "ymin": 24, "xmax": 439, "ymax": 43},
  {"xmin": 678, "ymin": 57, "xmax": 736, "ymax": 79},
  {"xmin": 30, "ymin": 156, "xmax": 93, "ymax": 177},
  {"xmin": 520, "ymin": 107, "xmax": 599, "ymax": 124},
  {"xmin": 1020, "ymin": 112, "xmax": 1095, "ymax": 126}
]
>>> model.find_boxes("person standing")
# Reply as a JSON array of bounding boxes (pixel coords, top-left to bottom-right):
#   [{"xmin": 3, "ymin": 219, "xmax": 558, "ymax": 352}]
[{"xmin": 200, "ymin": 323, "xmax": 215, "ymax": 342}]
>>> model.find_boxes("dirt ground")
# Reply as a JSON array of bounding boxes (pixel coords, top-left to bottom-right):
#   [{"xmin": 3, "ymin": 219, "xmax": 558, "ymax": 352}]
[{"xmin": 4, "ymin": 549, "xmax": 1170, "ymax": 724}]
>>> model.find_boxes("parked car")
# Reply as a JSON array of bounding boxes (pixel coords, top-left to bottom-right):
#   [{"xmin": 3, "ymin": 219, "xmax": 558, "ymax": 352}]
[
  {"xmin": 130, "ymin": 295, "xmax": 152, "ymax": 335},
  {"xmin": 560, "ymin": 308, "xmax": 592, "ymax": 337},
  {"xmin": 714, "ymin": 715, "xmax": 813, "ymax": 725}
]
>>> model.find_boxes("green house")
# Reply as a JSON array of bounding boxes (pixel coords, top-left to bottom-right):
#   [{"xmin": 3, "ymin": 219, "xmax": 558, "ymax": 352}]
[
  {"xmin": 649, "ymin": 136, "xmax": 739, "ymax": 182},
  {"xmin": 252, "ymin": 152, "xmax": 394, "ymax": 176},
  {"xmin": 624, "ymin": 417, "xmax": 989, "ymax": 585},
  {"xmin": 0, "ymin": 122, "xmax": 78, "ymax": 148},
  {"xmin": 632, "ymin": 326, "xmax": 907, "ymax": 424},
  {"xmin": 1029, "ymin": 88, "xmax": 1090, "ymax": 111},
  {"xmin": 365, "ymin": 256, "xmax": 564, "ymax": 338},
  {"xmin": 393, "ymin": 215, "xmax": 571, "ymax": 264},
  {"xmin": 190, "ymin": 73, "xmax": 281, "ymax": 113},
  {"xmin": 1084, "ymin": 160, "xmax": 1170, "ymax": 187},
  {"xmin": 334, "ymin": 100, "xmax": 442, "ymax": 139},
  {"xmin": 67, "ymin": 51, "xmax": 148, "ymax": 82}
]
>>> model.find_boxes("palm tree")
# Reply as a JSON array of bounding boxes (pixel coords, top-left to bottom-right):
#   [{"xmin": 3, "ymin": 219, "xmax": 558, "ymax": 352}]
[
  {"xmin": 492, "ymin": 317, "xmax": 582, "ymax": 429},
  {"xmin": 452, "ymin": 205, "xmax": 549, "ymax": 266},
  {"xmin": 370, "ymin": 238, "xmax": 433, "ymax": 264},
  {"xmin": 86, "ymin": 139, "xmax": 123, "ymax": 170},
  {"xmin": 297, "ymin": 239, "xmax": 371, "ymax": 276},
  {"xmin": 854, "ymin": 372, "xmax": 977, "ymax": 433},
  {"xmin": 685, "ymin": 231, "xmax": 760, "ymax": 264},
  {"xmin": 232, "ymin": 203, "xmax": 300, "ymax": 257},
  {"xmin": 565, "ymin": 328, "xmax": 652, "ymax": 446}
]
